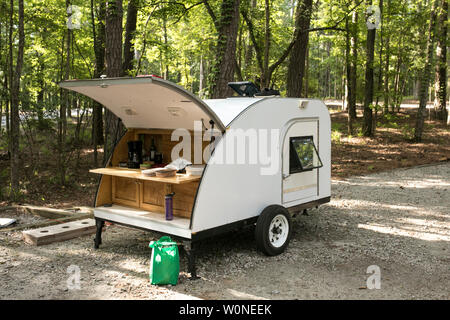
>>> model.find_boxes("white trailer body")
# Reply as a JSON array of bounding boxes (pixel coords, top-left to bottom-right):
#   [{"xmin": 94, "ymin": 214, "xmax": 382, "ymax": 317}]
[{"xmin": 192, "ymin": 97, "xmax": 330, "ymax": 234}]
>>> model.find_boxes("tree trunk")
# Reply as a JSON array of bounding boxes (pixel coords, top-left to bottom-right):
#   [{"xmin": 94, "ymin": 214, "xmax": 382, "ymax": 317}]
[
  {"xmin": 392, "ymin": 51, "xmax": 402, "ymax": 113},
  {"xmin": 62, "ymin": 0, "xmax": 71, "ymax": 136},
  {"xmin": 349, "ymin": 9, "xmax": 358, "ymax": 119},
  {"xmin": 57, "ymin": 0, "xmax": 72, "ymax": 186},
  {"xmin": 362, "ymin": 1, "xmax": 376, "ymax": 137},
  {"xmin": 199, "ymin": 55, "xmax": 205, "ymax": 97},
  {"xmin": 104, "ymin": 0, "xmax": 124, "ymax": 163},
  {"xmin": 9, "ymin": 0, "xmax": 25, "ymax": 197},
  {"xmin": 286, "ymin": 0, "xmax": 313, "ymax": 97},
  {"xmin": 0, "ymin": 101, "xmax": 2, "ymax": 138},
  {"xmin": 304, "ymin": 43, "xmax": 309, "ymax": 97},
  {"xmin": 414, "ymin": 0, "xmax": 439, "ymax": 142},
  {"xmin": 7, "ymin": 0, "xmax": 14, "ymax": 153},
  {"xmin": 345, "ymin": 16, "xmax": 353, "ymax": 135},
  {"xmin": 37, "ymin": 63, "xmax": 45, "ymax": 128},
  {"xmin": 105, "ymin": 0, "xmax": 123, "ymax": 77},
  {"xmin": 262, "ymin": 0, "xmax": 271, "ymax": 89},
  {"xmin": 91, "ymin": 0, "xmax": 105, "ymax": 155},
  {"xmin": 434, "ymin": 0, "xmax": 448, "ymax": 122},
  {"xmin": 0, "ymin": 22, "xmax": 2, "ymax": 137},
  {"xmin": 4, "ymin": 72, "xmax": 9, "ymax": 139},
  {"xmin": 209, "ymin": 0, "xmax": 240, "ymax": 99},
  {"xmin": 162, "ymin": 14, "xmax": 169, "ymax": 80},
  {"xmin": 123, "ymin": 0, "xmax": 138, "ymax": 75},
  {"xmin": 383, "ymin": 0, "xmax": 391, "ymax": 114},
  {"xmin": 375, "ymin": 0, "xmax": 383, "ymax": 110}
]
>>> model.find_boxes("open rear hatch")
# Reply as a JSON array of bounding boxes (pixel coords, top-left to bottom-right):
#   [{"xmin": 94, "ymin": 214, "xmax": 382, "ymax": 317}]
[{"xmin": 59, "ymin": 76, "xmax": 225, "ymax": 131}]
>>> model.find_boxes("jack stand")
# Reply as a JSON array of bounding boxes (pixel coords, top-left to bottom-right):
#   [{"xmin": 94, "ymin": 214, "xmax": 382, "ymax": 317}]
[
  {"xmin": 94, "ymin": 218, "xmax": 104, "ymax": 249},
  {"xmin": 183, "ymin": 241, "xmax": 199, "ymax": 280}
]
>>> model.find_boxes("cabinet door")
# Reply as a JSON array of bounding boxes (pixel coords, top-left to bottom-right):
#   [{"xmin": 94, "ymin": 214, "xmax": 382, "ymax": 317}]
[
  {"xmin": 139, "ymin": 180, "xmax": 165, "ymax": 213},
  {"xmin": 112, "ymin": 176, "xmax": 140, "ymax": 207}
]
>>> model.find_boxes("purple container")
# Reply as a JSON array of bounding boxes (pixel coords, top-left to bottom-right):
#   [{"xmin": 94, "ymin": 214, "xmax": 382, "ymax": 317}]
[{"xmin": 165, "ymin": 193, "xmax": 175, "ymax": 221}]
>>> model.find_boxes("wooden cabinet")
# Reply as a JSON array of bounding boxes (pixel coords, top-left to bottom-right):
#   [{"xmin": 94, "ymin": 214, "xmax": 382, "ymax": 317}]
[
  {"xmin": 107, "ymin": 173, "xmax": 199, "ymax": 219},
  {"xmin": 139, "ymin": 180, "xmax": 200, "ymax": 218}
]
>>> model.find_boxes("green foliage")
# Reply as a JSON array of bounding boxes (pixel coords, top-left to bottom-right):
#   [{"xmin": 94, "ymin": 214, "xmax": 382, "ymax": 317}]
[
  {"xmin": 0, "ymin": 0, "xmax": 442, "ymax": 198},
  {"xmin": 331, "ymin": 129, "xmax": 342, "ymax": 144},
  {"xmin": 401, "ymin": 124, "xmax": 415, "ymax": 140}
]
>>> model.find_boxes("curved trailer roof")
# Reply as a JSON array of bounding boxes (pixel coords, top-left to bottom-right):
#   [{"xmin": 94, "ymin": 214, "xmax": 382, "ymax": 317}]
[{"xmin": 203, "ymin": 97, "xmax": 265, "ymax": 127}]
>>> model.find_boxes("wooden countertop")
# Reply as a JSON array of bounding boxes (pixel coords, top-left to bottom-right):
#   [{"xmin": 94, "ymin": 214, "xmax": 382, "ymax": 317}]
[{"xmin": 89, "ymin": 167, "xmax": 201, "ymax": 184}]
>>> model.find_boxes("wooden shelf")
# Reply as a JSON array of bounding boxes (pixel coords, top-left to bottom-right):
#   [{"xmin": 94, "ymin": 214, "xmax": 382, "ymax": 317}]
[
  {"xmin": 94, "ymin": 204, "xmax": 191, "ymax": 238},
  {"xmin": 89, "ymin": 167, "xmax": 201, "ymax": 184}
]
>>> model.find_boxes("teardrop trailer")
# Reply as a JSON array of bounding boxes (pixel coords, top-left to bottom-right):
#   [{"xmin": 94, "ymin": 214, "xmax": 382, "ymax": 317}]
[{"xmin": 59, "ymin": 76, "xmax": 331, "ymax": 278}]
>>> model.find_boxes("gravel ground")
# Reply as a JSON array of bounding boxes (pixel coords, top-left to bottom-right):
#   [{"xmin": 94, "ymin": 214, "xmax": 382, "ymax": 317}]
[
  {"xmin": 0, "ymin": 208, "xmax": 48, "ymax": 226},
  {"xmin": 0, "ymin": 163, "xmax": 449, "ymax": 300}
]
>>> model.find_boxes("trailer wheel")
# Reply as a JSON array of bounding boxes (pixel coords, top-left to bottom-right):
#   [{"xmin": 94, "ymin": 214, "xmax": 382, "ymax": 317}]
[{"xmin": 255, "ymin": 205, "xmax": 292, "ymax": 256}]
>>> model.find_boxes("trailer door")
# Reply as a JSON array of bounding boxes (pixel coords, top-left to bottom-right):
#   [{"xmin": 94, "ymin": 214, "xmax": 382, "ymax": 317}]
[{"xmin": 282, "ymin": 119, "xmax": 322, "ymax": 204}]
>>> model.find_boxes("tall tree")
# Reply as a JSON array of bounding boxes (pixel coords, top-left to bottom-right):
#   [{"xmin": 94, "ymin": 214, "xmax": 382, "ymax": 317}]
[
  {"xmin": 286, "ymin": 0, "xmax": 313, "ymax": 97},
  {"xmin": 243, "ymin": 0, "xmax": 306, "ymax": 90},
  {"xmin": 345, "ymin": 15, "xmax": 353, "ymax": 134},
  {"xmin": 9, "ymin": 0, "xmax": 25, "ymax": 197},
  {"xmin": 349, "ymin": 7, "xmax": 358, "ymax": 119},
  {"xmin": 57, "ymin": 0, "xmax": 72, "ymax": 185},
  {"xmin": 91, "ymin": 0, "xmax": 106, "ymax": 166},
  {"xmin": 433, "ymin": 0, "xmax": 447, "ymax": 122},
  {"xmin": 204, "ymin": 0, "xmax": 241, "ymax": 98},
  {"xmin": 362, "ymin": 1, "xmax": 377, "ymax": 137},
  {"xmin": 104, "ymin": 0, "xmax": 124, "ymax": 162},
  {"xmin": 414, "ymin": 0, "xmax": 439, "ymax": 142},
  {"xmin": 123, "ymin": 0, "xmax": 138, "ymax": 75},
  {"xmin": 383, "ymin": 0, "xmax": 390, "ymax": 114},
  {"xmin": 62, "ymin": 0, "xmax": 72, "ymax": 134}
]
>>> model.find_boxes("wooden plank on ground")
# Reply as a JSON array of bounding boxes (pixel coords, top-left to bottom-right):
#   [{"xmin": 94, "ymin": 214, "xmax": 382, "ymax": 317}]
[
  {"xmin": 1, "ymin": 212, "xmax": 93, "ymax": 233},
  {"xmin": 22, "ymin": 219, "xmax": 96, "ymax": 246}
]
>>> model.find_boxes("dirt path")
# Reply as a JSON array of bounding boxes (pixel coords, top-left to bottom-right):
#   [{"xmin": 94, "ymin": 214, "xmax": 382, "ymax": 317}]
[{"xmin": 0, "ymin": 163, "xmax": 449, "ymax": 300}]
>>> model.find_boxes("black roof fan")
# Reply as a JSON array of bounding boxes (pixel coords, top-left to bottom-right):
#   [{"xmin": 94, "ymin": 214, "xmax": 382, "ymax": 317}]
[{"xmin": 228, "ymin": 81, "xmax": 280, "ymax": 97}]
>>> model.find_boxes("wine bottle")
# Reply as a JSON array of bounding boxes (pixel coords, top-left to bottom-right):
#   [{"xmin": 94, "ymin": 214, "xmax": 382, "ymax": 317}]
[{"xmin": 150, "ymin": 137, "xmax": 156, "ymax": 161}]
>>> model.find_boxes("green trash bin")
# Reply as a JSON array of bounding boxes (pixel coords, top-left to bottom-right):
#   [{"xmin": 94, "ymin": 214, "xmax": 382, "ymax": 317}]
[{"xmin": 149, "ymin": 236, "xmax": 180, "ymax": 285}]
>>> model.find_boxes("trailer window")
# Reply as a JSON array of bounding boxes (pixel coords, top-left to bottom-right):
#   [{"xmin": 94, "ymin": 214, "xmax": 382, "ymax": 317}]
[{"xmin": 289, "ymin": 136, "xmax": 323, "ymax": 173}]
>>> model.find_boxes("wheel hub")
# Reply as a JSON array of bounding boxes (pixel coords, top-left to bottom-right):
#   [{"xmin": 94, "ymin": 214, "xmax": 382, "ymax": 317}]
[{"xmin": 268, "ymin": 214, "xmax": 289, "ymax": 248}]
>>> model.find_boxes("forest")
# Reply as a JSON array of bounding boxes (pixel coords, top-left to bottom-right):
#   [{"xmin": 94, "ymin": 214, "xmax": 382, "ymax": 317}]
[{"xmin": 0, "ymin": 0, "xmax": 448, "ymax": 204}]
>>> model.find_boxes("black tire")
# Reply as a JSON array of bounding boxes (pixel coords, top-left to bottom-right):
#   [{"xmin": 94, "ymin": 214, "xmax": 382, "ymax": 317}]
[{"xmin": 255, "ymin": 205, "xmax": 292, "ymax": 256}]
